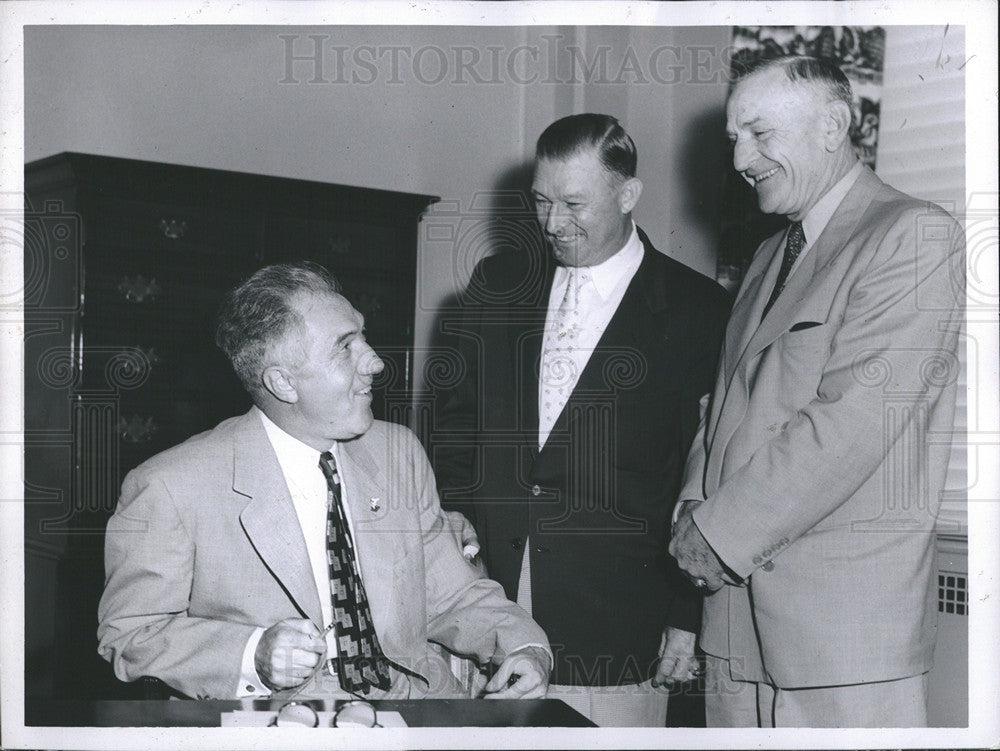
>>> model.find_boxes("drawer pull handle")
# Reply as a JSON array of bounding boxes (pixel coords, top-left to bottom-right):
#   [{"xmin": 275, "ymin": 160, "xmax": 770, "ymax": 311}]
[
  {"xmin": 159, "ymin": 218, "xmax": 188, "ymax": 239},
  {"xmin": 118, "ymin": 414, "xmax": 158, "ymax": 443},
  {"xmin": 135, "ymin": 345, "xmax": 162, "ymax": 368},
  {"xmin": 118, "ymin": 275, "xmax": 161, "ymax": 303}
]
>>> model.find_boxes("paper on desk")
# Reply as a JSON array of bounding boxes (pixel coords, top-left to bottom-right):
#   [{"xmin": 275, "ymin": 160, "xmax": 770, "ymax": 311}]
[{"xmin": 220, "ymin": 710, "xmax": 407, "ymax": 727}]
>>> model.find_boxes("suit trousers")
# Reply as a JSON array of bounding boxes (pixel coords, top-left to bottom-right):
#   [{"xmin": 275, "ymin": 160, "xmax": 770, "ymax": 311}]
[
  {"xmin": 517, "ymin": 545, "xmax": 669, "ymax": 727},
  {"xmin": 705, "ymin": 655, "xmax": 929, "ymax": 727}
]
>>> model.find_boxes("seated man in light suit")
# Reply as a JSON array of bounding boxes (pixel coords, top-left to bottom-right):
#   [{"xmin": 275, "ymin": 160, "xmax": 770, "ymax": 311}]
[{"xmin": 98, "ymin": 261, "xmax": 551, "ymax": 701}]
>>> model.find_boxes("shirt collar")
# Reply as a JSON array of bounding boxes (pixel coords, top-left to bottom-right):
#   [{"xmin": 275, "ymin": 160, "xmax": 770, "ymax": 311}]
[
  {"xmin": 586, "ymin": 221, "xmax": 644, "ymax": 300},
  {"xmin": 800, "ymin": 161, "xmax": 864, "ymax": 246},
  {"xmin": 258, "ymin": 408, "xmax": 334, "ymax": 485}
]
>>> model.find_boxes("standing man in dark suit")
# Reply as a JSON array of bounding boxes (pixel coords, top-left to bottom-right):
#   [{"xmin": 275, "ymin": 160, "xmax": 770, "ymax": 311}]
[
  {"xmin": 670, "ymin": 57, "xmax": 964, "ymax": 727},
  {"xmin": 431, "ymin": 114, "xmax": 731, "ymax": 726}
]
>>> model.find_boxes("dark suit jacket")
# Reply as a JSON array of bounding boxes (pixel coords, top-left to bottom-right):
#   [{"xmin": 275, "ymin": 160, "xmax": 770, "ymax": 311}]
[{"xmin": 431, "ymin": 228, "xmax": 730, "ymax": 686}]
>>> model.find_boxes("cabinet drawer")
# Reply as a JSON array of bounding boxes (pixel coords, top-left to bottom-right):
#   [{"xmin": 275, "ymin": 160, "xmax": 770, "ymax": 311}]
[
  {"xmin": 264, "ymin": 215, "xmax": 410, "ymax": 272},
  {"xmin": 81, "ymin": 195, "xmax": 261, "ymax": 267}
]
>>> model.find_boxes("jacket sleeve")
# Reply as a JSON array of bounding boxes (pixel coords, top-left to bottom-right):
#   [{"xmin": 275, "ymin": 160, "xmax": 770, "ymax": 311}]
[
  {"xmin": 677, "ymin": 393, "xmax": 714, "ymax": 506},
  {"xmin": 694, "ymin": 207, "xmax": 964, "ymax": 578},
  {"xmin": 406, "ymin": 430, "xmax": 550, "ymax": 664},
  {"xmin": 428, "ymin": 260, "xmax": 490, "ymax": 527},
  {"xmin": 666, "ymin": 281, "xmax": 732, "ymax": 633},
  {"xmin": 97, "ymin": 470, "xmax": 258, "ymax": 699}
]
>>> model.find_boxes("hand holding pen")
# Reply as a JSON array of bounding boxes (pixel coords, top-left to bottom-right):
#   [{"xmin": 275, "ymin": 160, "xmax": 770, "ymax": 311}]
[{"xmin": 254, "ymin": 618, "xmax": 331, "ymax": 692}]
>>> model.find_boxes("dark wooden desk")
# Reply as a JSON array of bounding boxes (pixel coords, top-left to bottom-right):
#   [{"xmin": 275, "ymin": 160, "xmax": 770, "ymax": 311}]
[{"xmin": 28, "ymin": 698, "xmax": 595, "ymax": 728}]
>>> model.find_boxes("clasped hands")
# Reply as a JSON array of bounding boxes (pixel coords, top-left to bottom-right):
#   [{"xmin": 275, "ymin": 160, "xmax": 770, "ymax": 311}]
[
  {"xmin": 668, "ymin": 500, "xmax": 741, "ymax": 592},
  {"xmin": 255, "ymin": 619, "xmax": 550, "ymax": 699}
]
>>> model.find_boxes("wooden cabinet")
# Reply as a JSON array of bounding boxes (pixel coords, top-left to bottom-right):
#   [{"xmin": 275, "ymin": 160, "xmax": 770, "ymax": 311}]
[{"xmin": 23, "ymin": 152, "xmax": 437, "ymax": 699}]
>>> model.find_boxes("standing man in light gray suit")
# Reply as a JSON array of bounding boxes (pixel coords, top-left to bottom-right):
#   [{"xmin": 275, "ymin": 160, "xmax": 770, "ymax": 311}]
[
  {"xmin": 670, "ymin": 56, "xmax": 964, "ymax": 727},
  {"xmin": 98, "ymin": 261, "xmax": 550, "ymax": 702}
]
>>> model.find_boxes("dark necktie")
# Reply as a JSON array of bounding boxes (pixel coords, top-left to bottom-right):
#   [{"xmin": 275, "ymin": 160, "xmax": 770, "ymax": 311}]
[
  {"xmin": 318, "ymin": 451, "xmax": 392, "ymax": 694},
  {"xmin": 761, "ymin": 221, "xmax": 805, "ymax": 321}
]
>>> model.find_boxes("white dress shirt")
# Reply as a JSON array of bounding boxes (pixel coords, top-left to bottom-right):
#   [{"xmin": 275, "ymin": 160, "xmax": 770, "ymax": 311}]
[
  {"xmin": 537, "ymin": 221, "xmax": 644, "ymax": 448},
  {"xmin": 240, "ymin": 410, "xmax": 550, "ymax": 698},
  {"xmin": 523, "ymin": 222, "xmax": 644, "ymax": 615},
  {"xmin": 784, "ymin": 160, "xmax": 864, "ymax": 282},
  {"xmin": 237, "ymin": 410, "xmax": 352, "ymax": 696}
]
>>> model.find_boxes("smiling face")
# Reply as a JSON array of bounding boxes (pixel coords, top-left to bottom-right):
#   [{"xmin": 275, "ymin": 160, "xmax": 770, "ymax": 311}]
[
  {"xmin": 726, "ymin": 67, "xmax": 845, "ymax": 221},
  {"xmin": 531, "ymin": 148, "xmax": 640, "ymax": 267},
  {"xmin": 272, "ymin": 290, "xmax": 384, "ymax": 449}
]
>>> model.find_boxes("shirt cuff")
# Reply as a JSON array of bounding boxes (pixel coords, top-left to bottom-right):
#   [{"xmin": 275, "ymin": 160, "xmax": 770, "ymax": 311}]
[
  {"xmin": 506, "ymin": 642, "xmax": 554, "ymax": 666},
  {"xmin": 672, "ymin": 498, "xmax": 697, "ymax": 527},
  {"xmin": 237, "ymin": 626, "xmax": 271, "ymax": 698}
]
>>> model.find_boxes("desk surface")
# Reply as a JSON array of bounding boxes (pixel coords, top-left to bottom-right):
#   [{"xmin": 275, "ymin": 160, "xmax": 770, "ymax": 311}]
[{"xmin": 30, "ymin": 698, "xmax": 595, "ymax": 728}]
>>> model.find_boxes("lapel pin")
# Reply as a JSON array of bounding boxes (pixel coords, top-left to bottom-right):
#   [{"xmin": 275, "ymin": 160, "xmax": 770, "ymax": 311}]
[{"xmin": 369, "ymin": 497, "xmax": 381, "ymax": 512}]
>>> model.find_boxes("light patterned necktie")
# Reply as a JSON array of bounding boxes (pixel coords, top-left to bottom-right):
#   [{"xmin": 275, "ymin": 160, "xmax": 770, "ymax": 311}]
[
  {"xmin": 539, "ymin": 266, "xmax": 590, "ymax": 446},
  {"xmin": 318, "ymin": 451, "xmax": 391, "ymax": 695},
  {"xmin": 761, "ymin": 221, "xmax": 805, "ymax": 321}
]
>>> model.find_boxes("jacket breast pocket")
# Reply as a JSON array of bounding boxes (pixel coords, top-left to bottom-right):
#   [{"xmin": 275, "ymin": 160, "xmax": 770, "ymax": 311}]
[
  {"xmin": 780, "ymin": 321, "xmax": 832, "ymax": 352},
  {"xmin": 768, "ymin": 323, "xmax": 833, "ymax": 400},
  {"xmin": 790, "ymin": 320, "xmax": 823, "ymax": 332}
]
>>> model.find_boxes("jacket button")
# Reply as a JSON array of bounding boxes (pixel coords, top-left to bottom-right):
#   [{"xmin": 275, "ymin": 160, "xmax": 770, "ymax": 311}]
[
  {"xmin": 510, "ymin": 537, "xmax": 523, "ymax": 550},
  {"xmin": 531, "ymin": 485, "xmax": 541, "ymax": 496},
  {"xmin": 761, "ymin": 560, "xmax": 775, "ymax": 572}
]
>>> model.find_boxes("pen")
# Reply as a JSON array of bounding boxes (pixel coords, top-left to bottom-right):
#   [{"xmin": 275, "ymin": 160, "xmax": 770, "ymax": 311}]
[
  {"xmin": 280, "ymin": 622, "xmax": 338, "ymax": 703},
  {"xmin": 321, "ymin": 622, "xmax": 344, "ymax": 682}
]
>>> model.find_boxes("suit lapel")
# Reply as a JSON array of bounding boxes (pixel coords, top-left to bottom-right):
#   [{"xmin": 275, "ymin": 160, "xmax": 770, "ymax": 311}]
[
  {"xmin": 723, "ymin": 235, "xmax": 782, "ymax": 389},
  {"xmin": 745, "ymin": 167, "xmax": 883, "ymax": 361},
  {"xmin": 336, "ymin": 437, "xmax": 399, "ymax": 654},
  {"xmin": 708, "ymin": 168, "xmax": 885, "ymax": 475},
  {"xmin": 704, "ymin": 244, "xmax": 777, "ymax": 459},
  {"xmin": 234, "ymin": 410, "xmax": 323, "ymax": 626},
  {"xmin": 519, "ymin": 256, "xmax": 556, "ymax": 453},
  {"xmin": 547, "ymin": 232, "xmax": 657, "ymax": 442}
]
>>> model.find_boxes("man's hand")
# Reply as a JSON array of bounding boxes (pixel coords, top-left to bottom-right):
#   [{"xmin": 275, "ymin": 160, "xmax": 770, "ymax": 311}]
[
  {"xmin": 441, "ymin": 509, "xmax": 485, "ymax": 574},
  {"xmin": 651, "ymin": 627, "xmax": 699, "ymax": 687},
  {"xmin": 668, "ymin": 501, "xmax": 738, "ymax": 591},
  {"xmin": 254, "ymin": 618, "xmax": 326, "ymax": 691},
  {"xmin": 482, "ymin": 646, "xmax": 551, "ymax": 699}
]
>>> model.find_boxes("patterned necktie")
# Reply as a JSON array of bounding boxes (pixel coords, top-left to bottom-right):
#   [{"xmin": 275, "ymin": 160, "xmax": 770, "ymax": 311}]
[
  {"xmin": 761, "ymin": 221, "xmax": 806, "ymax": 321},
  {"xmin": 318, "ymin": 451, "xmax": 391, "ymax": 694},
  {"xmin": 539, "ymin": 266, "xmax": 590, "ymax": 446}
]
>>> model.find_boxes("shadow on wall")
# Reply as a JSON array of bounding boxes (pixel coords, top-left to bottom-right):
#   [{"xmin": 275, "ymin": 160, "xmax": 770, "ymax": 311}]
[
  {"xmin": 416, "ymin": 157, "xmax": 544, "ymax": 441},
  {"xmin": 692, "ymin": 103, "xmax": 787, "ymax": 292},
  {"xmin": 677, "ymin": 105, "xmax": 730, "ymax": 251}
]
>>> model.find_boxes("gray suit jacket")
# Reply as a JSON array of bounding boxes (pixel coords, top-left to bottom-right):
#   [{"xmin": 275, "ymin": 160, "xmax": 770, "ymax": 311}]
[
  {"xmin": 98, "ymin": 409, "xmax": 548, "ymax": 699},
  {"xmin": 680, "ymin": 167, "xmax": 964, "ymax": 687}
]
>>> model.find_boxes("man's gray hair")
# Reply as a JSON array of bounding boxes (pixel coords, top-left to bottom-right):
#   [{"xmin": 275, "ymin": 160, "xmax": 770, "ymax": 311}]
[
  {"xmin": 739, "ymin": 55, "xmax": 855, "ymax": 127},
  {"xmin": 215, "ymin": 261, "xmax": 342, "ymax": 400}
]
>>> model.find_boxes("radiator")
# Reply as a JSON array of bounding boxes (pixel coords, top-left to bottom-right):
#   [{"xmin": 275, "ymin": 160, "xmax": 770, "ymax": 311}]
[{"xmin": 927, "ymin": 534, "xmax": 969, "ymax": 727}]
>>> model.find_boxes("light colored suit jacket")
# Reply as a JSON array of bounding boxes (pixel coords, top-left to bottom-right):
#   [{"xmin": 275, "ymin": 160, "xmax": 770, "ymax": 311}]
[
  {"xmin": 680, "ymin": 167, "xmax": 964, "ymax": 688},
  {"xmin": 98, "ymin": 409, "xmax": 548, "ymax": 699}
]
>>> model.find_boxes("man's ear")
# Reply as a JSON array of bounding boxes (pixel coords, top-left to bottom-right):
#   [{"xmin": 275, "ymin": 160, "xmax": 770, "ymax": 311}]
[
  {"xmin": 618, "ymin": 176, "xmax": 643, "ymax": 214},
  {"xmin": 262, "ymin": 365, "xmax": 298, "ymax": 404},
  {"xmin": 822, "ymin": 99, "xmax": 853, "ymax": 152}
]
